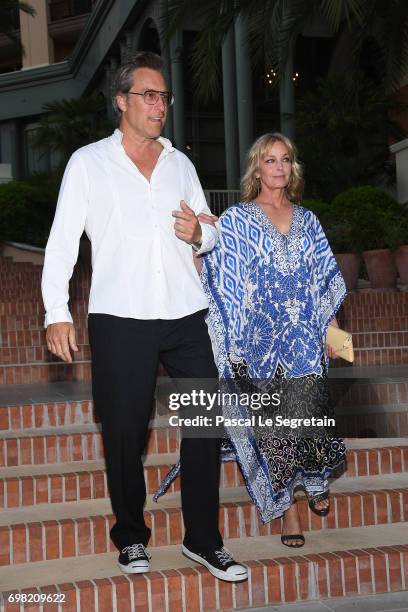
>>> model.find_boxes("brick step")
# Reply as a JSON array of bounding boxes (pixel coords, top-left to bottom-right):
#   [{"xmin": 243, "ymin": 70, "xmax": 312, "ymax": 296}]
[
  {"xmin": 0, "ymin": 277, "xmax": 40, "ymax": 284},
  {"xmin": 2, "ymin": 409, "xmax": 408, "ymax": 472},
  {"xmin": 352, "ymin": 331, "xmax": 408, "ymax": 348},
  {"xmin": 342, "ymin": 317, "xmax": 408, "ymax": 332},
  {"xmin": 4, "ymin": 330, "xmax": 408, "ymax": 352},
  {"xmin": 0, "ymin": 282, "xmax": 45, "ymax": 288},
  {"xmin": 341, "ymin": 303, "xmax": 408, "ymax": 318},
  {"xmin": 1, "ymin": 374, "xmax": 407, "ymax": 431},
  {"xmin": 331, "ymin": 377, "xmax": 408, "ymax": 408},
  {"xmin": 0, "ymin": 399, "xmax": 96, "ymax": 431},
  {"xmin": 0, "ymin": 290, "xmax": 400, "ymax": 318},
  {"xmin": 0, "ymin": 278, "xmax": 88, "ymax": 288},
  {"xmin": 0, "ymin": 455, "xmax": 243, "ymax": 507},
  {"xmin": 336, "ymin": 409, "xmax": 408, "ymax": 438},
  {"xmin": 0, "ymin": 329, "xmax": 89, "ymax": 347},
  {"xmin": 1, "ymin": 475, "xmax": 408, "ymax": 567},
  {"xmin": 0, "ymin": 315, "xmax": 89, "ymax": 334},
  {"xmin": 0, "ymin": 346, "xmax": 91, "ymax": 366},
  {"xmin": 3, "ymin": 396, "xmax": 408, "ymax": 440},
  {"xmin": 0, "ymin": 293, "xmax": 87, "ymax": 303},
  {"xmin": 0, "ymin": 350, "xmax": 405, "ymax": 386},
  {"xmin": 0, "ymin": 339, "xmax": 404, "ymax": 367},
  {"xmin": 2, "ymin": 524, "xmax": 408, "ymax": 610},
  {"xmin": 0, "ymin": 257, "xmax": 39, "ymax": 267},
  {"xmin": 0, "ymin": 302, "xmax": 87, "ymax": 316},
  {"xmin": 342, "ymin": 292, "xmax": 408, "ymax": 305},
  {"xmin": 338, "ymin": 347, "xmax": 408, "ymax": 367},
  {"xmin": 0, "ymin": 446, "xmax": 407, "ymax": 511},
  {"xmin": 0, "ymin": 457, "xmax": 245, "ymax": 508},
  {"xmin": 0, "ymin": 362, "xmax": 92, "ymax": 385},
  {"xmin": 2, "ymin": 315, "xmax": 407, "ymax": 337}
]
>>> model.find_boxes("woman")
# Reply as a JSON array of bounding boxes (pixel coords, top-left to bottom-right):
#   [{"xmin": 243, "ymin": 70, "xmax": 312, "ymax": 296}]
[{"xmin": 157, "ymin": 132, "xmax": 347, "ymax": 548}]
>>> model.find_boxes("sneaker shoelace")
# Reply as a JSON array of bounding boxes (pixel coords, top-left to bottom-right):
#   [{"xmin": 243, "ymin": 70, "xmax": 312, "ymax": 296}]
[
  {"xmin": 215, "ymin": 547, "xmax": 234, "ymax": 566},
  {"xmin": 122, "ymin": 544, "xmax": 150, "ymax": 560}
]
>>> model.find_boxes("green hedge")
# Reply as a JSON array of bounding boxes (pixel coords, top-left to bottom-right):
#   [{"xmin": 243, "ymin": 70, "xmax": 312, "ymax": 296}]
[
  {"xmin": 330, "ymin": 186, "xmax": 405, "ymax": 252},
  {"xmin": 0, "ymin": 175, "xmax": 58, "ymax": 247},
  {"xmin": 303, "ymin": 187, "xmax": 408, "ymax": 253}
]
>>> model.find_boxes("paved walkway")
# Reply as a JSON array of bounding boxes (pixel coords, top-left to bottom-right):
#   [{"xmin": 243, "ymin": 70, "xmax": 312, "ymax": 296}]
[
  {"xmin": 0, "ymin": 364, "xmax": 407, "ymax": 407},
  {"xmin": 246, "ymin": 590, "xmax": 408, "ymax": 611}
]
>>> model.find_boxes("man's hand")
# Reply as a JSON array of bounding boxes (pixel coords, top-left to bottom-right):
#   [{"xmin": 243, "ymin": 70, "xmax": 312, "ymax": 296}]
[
  {"xmin": 46, "ymin": 322, "xmax": 78, "ymax": 363},
  {"xmin": 172, "ymin": 200, "xmax": 202, "ymax": 245}
]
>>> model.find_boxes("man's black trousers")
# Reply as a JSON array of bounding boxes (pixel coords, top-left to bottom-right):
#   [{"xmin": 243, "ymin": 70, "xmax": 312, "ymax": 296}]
[{"xmin": 88, "ymin": 310, "xmax": 223, "ymax": 552}]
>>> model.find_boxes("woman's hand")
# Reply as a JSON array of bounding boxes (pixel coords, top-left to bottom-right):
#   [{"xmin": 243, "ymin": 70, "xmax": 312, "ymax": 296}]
[
  {"xmin": 197, "ymin": 212, "xmax": 218, "ymax": 227},
  {"xmin": 326, "ymin": 317, "xmax": 339, "ymax": 359},
  {"xmin": 326, "ymin": 344, "xmax": 338, "ymax": 359}
]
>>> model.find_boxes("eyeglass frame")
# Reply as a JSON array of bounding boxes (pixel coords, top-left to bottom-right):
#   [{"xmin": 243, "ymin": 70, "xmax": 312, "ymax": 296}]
[{"xmin": 126, "ymin": 89, "xmax": 174, "ymax": 107}]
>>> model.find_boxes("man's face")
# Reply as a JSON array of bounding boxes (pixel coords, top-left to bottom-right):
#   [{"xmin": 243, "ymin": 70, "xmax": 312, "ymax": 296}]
[{"xmin": 117, "ymin": 67, "xmax": 169, "ymax": 139}]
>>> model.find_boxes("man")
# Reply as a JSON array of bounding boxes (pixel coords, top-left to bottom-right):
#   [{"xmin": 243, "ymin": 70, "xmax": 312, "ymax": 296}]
[{"xmin": 42, "ymin": 52, "xmax": 247, "ymax": 583}]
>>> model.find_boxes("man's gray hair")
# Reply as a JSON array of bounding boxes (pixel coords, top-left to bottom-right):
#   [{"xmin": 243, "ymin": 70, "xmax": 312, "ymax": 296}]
[{"xmin": 111, "ymin": 51, "xmax": 166, "ymax": 115}]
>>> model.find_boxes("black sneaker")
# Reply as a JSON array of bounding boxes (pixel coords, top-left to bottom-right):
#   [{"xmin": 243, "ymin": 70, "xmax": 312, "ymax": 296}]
[
  {"xmin": 118, "ymin": 543, "xmax": 151, "ymax": 574},
  {"xmin": 182, "ymin": 544, "xmax": 248, "ymax": 582}
]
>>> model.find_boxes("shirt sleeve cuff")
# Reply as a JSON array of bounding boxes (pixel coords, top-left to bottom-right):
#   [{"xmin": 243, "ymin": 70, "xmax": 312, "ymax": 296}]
[
  {"xmin": 193, "ymin": 221, "xmax": 219, "ymax": 255},
  {"xmin": 44, "ymin": 307, "xmax": 74, "ymax": 328}
]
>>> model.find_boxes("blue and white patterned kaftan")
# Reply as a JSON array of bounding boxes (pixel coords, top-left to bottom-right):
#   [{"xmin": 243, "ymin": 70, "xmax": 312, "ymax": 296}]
[{"xmin": 155, "ymin": 203, "xmax": 347, "ymax": 522}]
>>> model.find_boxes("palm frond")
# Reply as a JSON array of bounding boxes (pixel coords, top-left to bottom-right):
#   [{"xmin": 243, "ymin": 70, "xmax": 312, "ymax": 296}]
[
  {"xmin": 177, "ymin": 0, "xmax": 243, "ymax": 101},
  {"xmin": 319, "ymin": 0, "xmax": 366, "ymax": 30}
]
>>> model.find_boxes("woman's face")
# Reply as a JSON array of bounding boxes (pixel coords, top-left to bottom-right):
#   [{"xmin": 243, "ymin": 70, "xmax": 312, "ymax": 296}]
[{"xmin": 256, "ymin": 141, "xmax": 292, "ymax": 193}]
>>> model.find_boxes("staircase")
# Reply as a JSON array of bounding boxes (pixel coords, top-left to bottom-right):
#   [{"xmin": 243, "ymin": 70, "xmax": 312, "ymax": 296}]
[{"xmin": 0, "ymin": 256, "xmax": 407, "ymax": 611}]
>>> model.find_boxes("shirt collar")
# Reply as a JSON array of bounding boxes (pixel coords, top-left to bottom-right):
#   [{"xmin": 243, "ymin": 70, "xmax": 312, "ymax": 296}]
[{"xmin": 112, "ymin": 128, "xmax": 175, "ymax": 153}]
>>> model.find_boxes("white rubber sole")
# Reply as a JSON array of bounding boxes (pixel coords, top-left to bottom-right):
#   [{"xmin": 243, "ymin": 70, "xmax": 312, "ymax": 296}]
[
  {"xmin": 118, "ymin": 561, "xmax": 150, "ymax": 574},
  {"xmin": 182, "ymin": 545, "xmax": 248, "ymax": 582}
]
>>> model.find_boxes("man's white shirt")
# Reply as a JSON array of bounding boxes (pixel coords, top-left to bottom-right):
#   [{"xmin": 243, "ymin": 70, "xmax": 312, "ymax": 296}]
[{"xmin": 41, "ymin": 129, "xmax": 219, "ymax": 326}]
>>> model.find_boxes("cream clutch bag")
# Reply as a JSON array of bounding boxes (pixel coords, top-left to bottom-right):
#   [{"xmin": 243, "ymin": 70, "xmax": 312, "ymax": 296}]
[{"xmin": 326, "ymin": 326, "xmax": 354, "ymax": 363}]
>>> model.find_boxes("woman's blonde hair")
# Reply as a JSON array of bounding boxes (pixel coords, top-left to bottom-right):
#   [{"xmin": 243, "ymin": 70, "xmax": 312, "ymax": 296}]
[{"xmin": 240, "ymin": 132, "xmax": 304, "ymax": 203}]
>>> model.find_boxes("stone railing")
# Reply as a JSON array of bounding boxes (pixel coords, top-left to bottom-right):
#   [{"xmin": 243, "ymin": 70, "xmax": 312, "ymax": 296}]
[
  {"xmin": 390, "ymin": 138, "xmax": 408, "ymax": 203},
  {"xmin": 203, "ymin": 189, "xmax": 240, "ymax": 216},
  {"xmin": 0, "ymin": 163, "xmax": 12, "ymax": 184}
]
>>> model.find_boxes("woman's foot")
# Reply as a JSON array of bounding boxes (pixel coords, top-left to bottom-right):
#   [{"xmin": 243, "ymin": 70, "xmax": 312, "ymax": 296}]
[
  {"xmin": 313, "ymin": 497, "xmax": 329, "ymax": 512},
  {"xmin": 281, "ymin": 501, "xmax": 305, "ymax": 548},
  {"xmin": 308, "ymin": 492, "xmax": 330, "ymax": 516}
]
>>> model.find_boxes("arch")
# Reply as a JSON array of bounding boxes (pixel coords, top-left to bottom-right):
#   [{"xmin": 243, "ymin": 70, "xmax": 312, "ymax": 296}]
[{"xmin": 138, "ymin": 18, "xmax": 161, "ymax": 55}]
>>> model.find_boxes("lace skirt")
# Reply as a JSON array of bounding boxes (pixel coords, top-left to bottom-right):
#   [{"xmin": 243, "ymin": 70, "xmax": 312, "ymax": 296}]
[{"xmin": 221, "ymin": 360, "xmax": 347, "ymax": 521}]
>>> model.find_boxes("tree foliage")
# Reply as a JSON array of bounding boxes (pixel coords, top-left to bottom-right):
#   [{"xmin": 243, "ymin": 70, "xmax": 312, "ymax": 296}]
[
  {"xmin": 295, "ymin": 72, "xmax": 407, "ymax": 200},
  {"xmin": 32, "ymin": 95, "xmax": 113, "ymax": 165},
  {"xmin": 163, "ymin": 0, "xmax": 408, "ymax": 100}
]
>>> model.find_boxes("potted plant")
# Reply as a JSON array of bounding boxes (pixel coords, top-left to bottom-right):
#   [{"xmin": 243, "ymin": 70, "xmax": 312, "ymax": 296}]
[
  {"xmin": 329, "ymin": 220, "xmax": 361, "ymax": 292},
  {"xmin": 331, "ymin": 186, "xmax": 400, "ymax": 290},
  {"xmin": 303, "ymin": 198, "xmax": 361, "ymax": 291},
  {"xmin": 385, "ymin": 207, "xmax": 408, "ymax": 286}
]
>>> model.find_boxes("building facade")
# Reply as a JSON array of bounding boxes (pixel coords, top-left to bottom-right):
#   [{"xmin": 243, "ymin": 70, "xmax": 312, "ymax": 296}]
[{"xmin": 0, "ymin": 1, "xmax": 405, "ymax": 191}]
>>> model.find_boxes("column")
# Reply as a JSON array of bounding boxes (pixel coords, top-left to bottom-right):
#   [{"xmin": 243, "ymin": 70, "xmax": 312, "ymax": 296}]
[
  {"xmin": 234, "ymin": 14, "xmax": 254, "ymax": 173},
  {"xmin": 222, "ymin": 25, "xmax": 240, "ymax": 189},
  {"xmin": 279, "ymin": 43, "xmax": 295, "ymax": 140},
  {"xmin": 119, "ymin": 32, "xmax": 133, "ymax": 63},
  {"xmin": 170, "ymin": 31, "xmax": 185, "ymax": 151},
  {"xmin": 107, "ymin": 57, "xmax": 119, "ymax": 123},
  {"xmin": 0, "ymin": 121, "xmax": 21, "ymax": 180},
  {"xmin": 162, "ymin": 44, "xmax": 174, "ymax": 142},
  {"xmin": 19, "ymin": 0, "xmax": 54, "ymax": 68}
]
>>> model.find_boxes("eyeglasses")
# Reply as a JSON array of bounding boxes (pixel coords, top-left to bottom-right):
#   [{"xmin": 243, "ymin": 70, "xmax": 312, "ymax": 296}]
[{"xmin": 127, "ymin": 89, "xmax": 174, "ymax": 107}]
